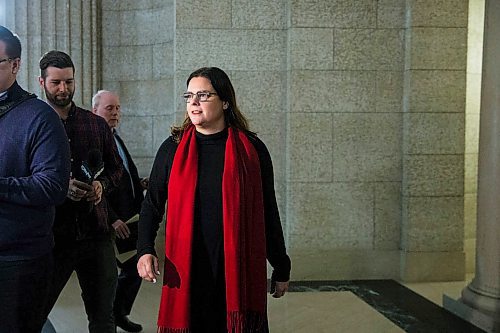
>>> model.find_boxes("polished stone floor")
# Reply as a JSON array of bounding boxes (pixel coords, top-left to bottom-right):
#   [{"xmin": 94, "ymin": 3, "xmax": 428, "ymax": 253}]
[{"xmin": 45, "ymin": 273, "xmax": 485, "ymax": 332}]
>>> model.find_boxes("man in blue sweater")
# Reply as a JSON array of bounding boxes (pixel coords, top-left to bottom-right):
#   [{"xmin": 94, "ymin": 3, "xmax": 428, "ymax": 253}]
[{"xmin": 0, "ymin": 25, "xmax": 71, "ymax": 333}]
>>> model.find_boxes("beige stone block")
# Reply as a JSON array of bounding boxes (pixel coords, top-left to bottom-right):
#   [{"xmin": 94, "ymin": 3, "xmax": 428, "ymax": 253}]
[
  {"xmin": 289, "ymin": 249, "xmax": 400, "ymax": 280},
  {"xmin": 133, "ymin": 157, "xmax": 155, "ymax": 178},
  {"xmin": 464, "ymin": 193, "xmax": 477, "ymax": 238},
  {"xmin": 246, "ymin": 112, "xmax": 286, "ymax": 183},
  {"xmin": 465, "ymin": 114, "xmax": 479, "ymax": 154},
  {"xmin": 287, "ymin": 182, "xmax": 374, "ymax": 250},
  {"xmin": 409, "ymin": 28, "xmax": 467, "ymax": 70},
  {"xmin": 289, "ymin": 28, "xmax": 334, "ymax": 70},
  {"xmin": 102, "ymin": 45, "xmax": 154, "ymax": 81},
  {"xmin": 152, "ymin": 115, "xmax": 176, "ymax": 153},
  {"xmin": 334, "ymin": 153, "xmax": 401, "ymax": 182},
  {"xmin": 332, "ymin": 113, "xmax": 402, "ymax": 181},
  {"xmin": 374, "ymin": 182, "xmax": 402, "ymax": 250},
  {"xmin": 400, "ymin": 250, "xmax": 465, "ymax": 282},
  {"xmin": 290, "ymin": 0, "xmax": 377, "ymax": 28},
  {"xmin": 120, "ymin": 7, "xmax": 173, "ymax": 45},
  {"xmin": 403, "ymin": 154, "xmax": 464, "ymax": 197},
  {"xmin": 232, "ymin": 0, "xmax": 287, "ymax": 29},
  {"xmin": 102, "ymin": 10, "xmax": 121, "ymax": 47},
  {"xmin": 103, "ymin": 0, "xmax": 165, "ymax": 10},
  {"xmin": 376, "ymin": 71, "xmax": 404, "ymax": 113},
  {"xmin": 409, "ymin": 0, "xmax": 468, "ymax": 27},
  {"xmin": 335, "ymin": 29, "xmax": 404, "ymax": 70},
  {"xmin": 100, "ymin": 81, "xmax": 120, "ymax": 94},
  {"xmin": 119, "ymin": 79, "xmax": 174, "ymax": 116},
  {"xmin": 377, "ymin": 0, "xmax": 406, "ymax": 28},
  {"xmin": 334, "ymin": 113, "xmax": 401, "ymax": 154},
  {"xmin": 407, "ymin": 70, "xmax": 466, "ymax": 113},
  {"xmin": 402, "ymin": 196, "xmax": 464, "ymax": 252},
  {"xmin": 464, "ymin": 153, "xmax": 478, "ymax": 194},
  {"xmin": 176, "ymin": 0, "xmax": 231, "ymax": 29},
  {"xmin": 229, "ymin": 70, "xmax": 286, "ymax": 113},
  {"xmin": 287, "ymin": 113, "xmax": 333, "ymax": 182},
  {"xmin": 290, "ymin": 70, "xmax": 376, "ymax": 113},
  {"xmin": 118, "ymin": 115, "xmax": 153, "ymax": 157},
  {"xmin": 153, "ymin": 43, "xmax": 174, "ymax": 80},
  {"xmin": 176, "ymin": 29, "xmax": 286, "ymax": 71},
  {"xmin": 404, "ymin": 113, "xmax": 464, "ymax": 154}
]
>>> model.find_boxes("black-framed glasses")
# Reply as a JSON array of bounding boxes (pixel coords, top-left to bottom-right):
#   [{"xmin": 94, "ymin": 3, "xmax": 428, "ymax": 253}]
[
  {"xmin": 0, "ymin": 57, "xmax": 14, "ymax": 64},
  {"xmin": 182, "ymin": 91, "xmax": 218, "ymax": 103}
]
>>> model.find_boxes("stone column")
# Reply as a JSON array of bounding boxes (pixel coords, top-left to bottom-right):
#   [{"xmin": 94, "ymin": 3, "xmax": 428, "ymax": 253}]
[
  {"xmin": 3, "ymin": 0, "xmax": 101, "ymax": 109},
  {"xmin": 445, "ymin": 1, "xmax": 500, "ymax": 331}
]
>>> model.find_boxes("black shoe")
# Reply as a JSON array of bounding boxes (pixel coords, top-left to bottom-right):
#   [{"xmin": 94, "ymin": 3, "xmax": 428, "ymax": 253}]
[{"xmin": 115, "ymin": 316, "xmax": 143, "ymax": 332}]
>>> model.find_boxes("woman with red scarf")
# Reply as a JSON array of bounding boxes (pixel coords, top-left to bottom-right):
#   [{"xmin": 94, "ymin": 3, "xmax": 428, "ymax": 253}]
[{"xmin": 137, "ymin": 67, "xmax": 291, "ymax": 332}]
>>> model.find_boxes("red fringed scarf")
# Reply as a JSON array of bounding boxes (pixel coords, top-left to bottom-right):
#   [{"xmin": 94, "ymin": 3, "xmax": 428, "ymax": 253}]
[{"xmin": 158, "ymin": 125, "xmax": 267, "ymax": 333}]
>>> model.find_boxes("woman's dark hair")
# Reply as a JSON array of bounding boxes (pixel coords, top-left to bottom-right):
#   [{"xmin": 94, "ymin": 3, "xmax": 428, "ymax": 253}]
[
  {"xmin": 39, "ymin": 50, "xmax": 75, "ymax": 79},
  {"xmin": 0, "ymin": 25, "xmax": 21, "ymax": 59},
  {"xmin": 172, "ymin": 67, "xmax": 250, "ymax": 142}
]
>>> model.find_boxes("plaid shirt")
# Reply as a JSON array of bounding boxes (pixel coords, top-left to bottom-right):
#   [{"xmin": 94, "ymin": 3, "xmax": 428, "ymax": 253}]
[{"xmin": 54, "ymin": 103, "xmax": 123, "ymax": 243}]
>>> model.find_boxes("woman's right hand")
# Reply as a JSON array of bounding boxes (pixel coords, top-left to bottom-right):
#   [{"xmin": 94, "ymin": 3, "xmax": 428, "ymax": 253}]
[{"xmin": 137, "ymin": 254, "xmax": 160, "ymax": 283}]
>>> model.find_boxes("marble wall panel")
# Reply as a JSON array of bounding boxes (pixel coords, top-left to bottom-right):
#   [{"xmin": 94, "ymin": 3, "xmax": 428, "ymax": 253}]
[
  {"xmin": 153, "ymin": 43, "xmax": 174, "ymax": 80},
  {"xmin": 103, "ymin": 0, "xmax": 166, "ymax": 10},
  {"xmin": 287, "ymin": 182, "xmax": 374, "ymax": 250},
  {"xmin": 290, "ymin": 70, "xmax": 377, "ymax": 113},
  {"xmin": 120, "ymin": 7, "xmax": 174, "ymax": 45},
  {"xmin": 333, "ymin": 153, "xmax": 401, "ymax": 182},
  {"xmin": 374, "ymin": 182, "xmax": 402, "ymax": 250},
  {"xmin": 333, "ymin": 113, "xmax": 402, "ymax": 181},
  {"xmin": 409, "ymin": 28, "xmax": 467, "ymax": 70},
  {"xmin": 102, "ymin": 45, "xmax": 154, "ymax": 81},
  {"xmin": 403, "ymin": 154, "xmax": 464, "ymax": 196},
  {"xmin": 176, "ymin": 29, "xmax": 286, "ymax": 71},
  {"xmin": 400, "ymin": 250, "xmax": 465, "ymax": 281},
  {"xmin": 334, "ymin": 29, "xmax": 404, "ymax": 70},
  {"xmin": 118, "ymin": 79, "xmax": 174, "ymax": 116},
  {"xmin": 229, "ymin": 70, "xmax": 286, "ymax": 113},
  {"xmin": 290, "ymin": 0, "xmax": 377, "ymax": 28},
  {"xmin": 289, "ymin": 28, "xmax": 334, "ymax": 70},
  {"xmin": 408, "ymin": 0, "xmax": 468, "ymax": 27},
  {"xmin": 404, "ymin": 113, "xmax": 464, "ymax": 154},
  {"xmin": 176, "ymin": 0, "xmax": 231, "ymax": 29},
  {"xmin": 287, "ymin": 113, "xmax": 333, "ymax": 182},
  {"xmin": 375, "ymin": 71, "xmax": 404, "ymax": 113},
  {"xmin": 402, "ymin": 196, "xmax": 464, "ymax": 252},
  {"xmin": 377, "ymin": 0, "xmax": 406, "ymax": 28},
  {"xmin": 232, "ymin": 0, "xmax": 287, "ymax": 29},
  {"xmin": 117, "ymin": 115, "xmax": 153, "ymax": 157},
  {"xmin": 152, "ymin": 115, "xmax": 176, "ymax": 154},
  {"xmin": 407, "ymin": 70, "xmax": 465, "ymax": 113},
  {"xmin": 465, "ymin": 113, "xmax": 479, "ymax": 154}
]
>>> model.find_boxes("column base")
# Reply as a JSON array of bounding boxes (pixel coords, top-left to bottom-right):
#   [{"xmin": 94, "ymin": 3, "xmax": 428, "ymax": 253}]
[{"xmin": 443, "ymin": 288, "xmax": 500, "ymax": 332}]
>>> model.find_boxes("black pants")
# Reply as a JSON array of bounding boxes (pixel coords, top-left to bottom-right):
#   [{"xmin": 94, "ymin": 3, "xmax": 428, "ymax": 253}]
[
  {"xmin": 0, "ymin": 252, "xmax": 53, "ymax": 333},
  {"xmin": 42, "ymin": 238, "xmax": 117, "ymax": 333},
  {"xmin": 114, "ymin": 255, "xmax": 142, "ymax": 318}
]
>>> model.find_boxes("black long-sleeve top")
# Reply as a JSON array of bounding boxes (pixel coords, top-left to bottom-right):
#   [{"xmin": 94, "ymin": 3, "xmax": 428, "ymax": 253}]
[{"xmin": 138, "ymin": 128, "xmax": 291, "ymax": 282}]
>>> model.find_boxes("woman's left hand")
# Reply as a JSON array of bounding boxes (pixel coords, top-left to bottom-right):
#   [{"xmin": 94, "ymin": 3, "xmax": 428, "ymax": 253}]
[{"xmin": 272, "ymin": 281, "xmax": 289, "ymax": 298}]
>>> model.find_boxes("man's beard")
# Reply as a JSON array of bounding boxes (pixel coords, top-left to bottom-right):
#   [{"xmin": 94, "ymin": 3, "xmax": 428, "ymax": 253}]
[{"xmin": 44, "ymin": 85, "xmax": 74, "ymax": 107}]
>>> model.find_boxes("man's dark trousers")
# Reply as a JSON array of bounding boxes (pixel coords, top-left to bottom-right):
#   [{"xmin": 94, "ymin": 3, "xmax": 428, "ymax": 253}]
[{"xmin": 0, "ymin": 252, "xmax": 53, "ymax": 333}]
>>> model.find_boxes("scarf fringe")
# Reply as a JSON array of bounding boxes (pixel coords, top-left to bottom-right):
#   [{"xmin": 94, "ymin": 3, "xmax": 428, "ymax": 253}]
[
  {"xmin": 157, "ymin": 327, "xmax": 190, "ymax": 333},
  {"xmin": 227, "ymin": 311, "xmax": 266, "ymax": 333}
]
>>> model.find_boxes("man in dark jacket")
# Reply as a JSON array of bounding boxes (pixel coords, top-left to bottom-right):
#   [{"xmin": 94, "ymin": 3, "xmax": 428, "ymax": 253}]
[
  {"xmin": 38, "ymin": 51, "xmax": 123, "ymax": 333},
  {"xmin": 0, "ymin": 26, "xmax": 70, "ymax": 333},
  {"xmin": 92, "ymin": 90, "xmax": 148, "ymax": 333}
]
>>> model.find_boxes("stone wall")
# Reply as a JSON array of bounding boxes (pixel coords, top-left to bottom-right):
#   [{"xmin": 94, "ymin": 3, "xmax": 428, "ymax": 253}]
[{"xmin": 4, "ymin": 0, "xmax": 472, "ymax": 282}]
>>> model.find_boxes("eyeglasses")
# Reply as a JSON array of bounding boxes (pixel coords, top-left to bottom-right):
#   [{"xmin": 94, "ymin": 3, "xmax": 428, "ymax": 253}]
[
  {"xmin": 0, "ymin": 57, "xmax": 14, "ymax": 64},
  {"xmin": 182, "ymin": 91, "xmax": 218, "ymax": 103}
]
